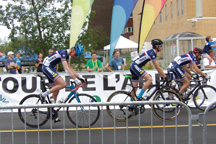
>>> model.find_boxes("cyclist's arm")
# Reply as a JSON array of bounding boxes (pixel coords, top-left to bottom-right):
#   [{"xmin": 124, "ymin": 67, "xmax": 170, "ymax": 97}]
[
  {"xmin": 152, "ymin": 60, "xmax": 166, "ymax": 77},
  {"xmin": 192, "ymin": 62, "xmax": 206, "ymax": 77},
  {"xmin": 62, "ymin": 61, "xmax": 77, "ymax": 79}
]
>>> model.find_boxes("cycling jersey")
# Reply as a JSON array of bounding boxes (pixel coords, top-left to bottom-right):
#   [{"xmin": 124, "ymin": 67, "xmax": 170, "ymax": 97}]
[
  {"xmin": 42, "ymin": 49, "xmax": 69, "ymax": 85},
  {"xmin": 167, "ymin": 53, "xmax": 196, "ymax": 80},
  {"xmin": 130, "ymin": 49, "xmax": 157, "ymax": 81},
  {"xmin": 172, "ymin": 54, "xmax": 196, "ymax": 66},
  {"xmin": 133, "ymin": 49, "xmax": 157, "ymax": 67},
  {"xmin": 43, "ymin": 49, "xmax": 69, "ymax": 67}
]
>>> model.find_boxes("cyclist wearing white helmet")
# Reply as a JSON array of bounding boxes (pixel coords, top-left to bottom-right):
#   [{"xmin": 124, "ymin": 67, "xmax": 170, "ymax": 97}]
[
  {"xmin": 41, "ymin": 44, "xmax": 84, "ymax": 104},
  {"xmin": 130, "ymin": 39, "xmax": 168, "ymax": 100}
]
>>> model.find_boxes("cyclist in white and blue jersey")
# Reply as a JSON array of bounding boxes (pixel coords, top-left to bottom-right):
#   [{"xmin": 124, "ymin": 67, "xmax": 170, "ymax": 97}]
[
  {"xmin": 130, "ymin": 39, "xmax": 168, "ymax": 100},
  {"xmin": 167, "ymin": 48, "xmax": 208, "ymax": 97},
  {"xmin": 40, "ymin": 44, "xmax": 84, "ymax": 104}
]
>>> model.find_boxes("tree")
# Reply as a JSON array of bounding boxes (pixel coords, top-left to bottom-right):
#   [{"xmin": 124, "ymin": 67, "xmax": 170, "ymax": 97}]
[
  {"xmin": 0, "ymin": 0, "xmax": 109, "ymax": 71},
  {"xmin": 0, "ymin": 0, "xmax": 72, "ymax": 55}
]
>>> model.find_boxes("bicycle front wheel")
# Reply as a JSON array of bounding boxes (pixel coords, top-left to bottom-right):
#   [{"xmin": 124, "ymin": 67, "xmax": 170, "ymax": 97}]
[
  {"xmin": 193, "ymin": 85, "xmax": 216, "ymax": 111},
  {"xmin": 67, "ymin": 93, "xmax": 100, "ymax": 128},
  {"xmin": 152, "ymin": 90, "xmax": 183, "ymax": 121},
  {"xmin": 106, "ymin": 91, "xmax": 136, "ymax": 122},
  {"xmin": 18, "ymin": 94, "xmax": 49, "ymax": 128}
]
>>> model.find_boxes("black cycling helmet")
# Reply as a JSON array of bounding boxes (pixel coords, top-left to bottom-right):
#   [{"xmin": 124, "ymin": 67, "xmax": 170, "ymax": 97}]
[
  {"xmin": 151, "ymin": 39, "xmax": 163, "ymax": 49},
  {"xmin": 193, "ymin": 48, "xmax": 203, "ymax": 54}
]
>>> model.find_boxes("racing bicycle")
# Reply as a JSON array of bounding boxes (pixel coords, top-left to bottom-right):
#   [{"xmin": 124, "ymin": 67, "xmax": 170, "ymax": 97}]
[
  {"xmin": 106, "ymin": 74, "xmax": 183, "ymax": 122},
  {"xmin": 18, "ymin": 74, "xmax": 100, "ymax": 128}
]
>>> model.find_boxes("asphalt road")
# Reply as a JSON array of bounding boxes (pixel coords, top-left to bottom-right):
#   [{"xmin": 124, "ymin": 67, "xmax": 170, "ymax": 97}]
[{"xmin": 0, "ymin": 108, "xmax": 215, "ymax": 144}]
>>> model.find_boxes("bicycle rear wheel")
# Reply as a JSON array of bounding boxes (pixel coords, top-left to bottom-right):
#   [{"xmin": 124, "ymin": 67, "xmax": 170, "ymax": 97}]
[
  {"xmin": 18, "ymin": 94, "xmax": 50, "ymax": 128},
  {"xmin": 67, "ymin": 93, "xmax": 100, "ymax": 128},
  {"xmin": 106, "ymin": 91, "xmax": 136, "ymax": 122},
  {"xmin": 193, "ymin": 85, "xmax": 216, "ymax": 111},
  {"xmin": 152, "ymin": 90, "xmax": 183, "ymax": 121}
]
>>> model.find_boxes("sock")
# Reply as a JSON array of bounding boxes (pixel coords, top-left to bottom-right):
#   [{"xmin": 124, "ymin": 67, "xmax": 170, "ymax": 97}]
[
  {"xmin": 42, "ymin": 90, "xmax": 50, "ymax": 97},
  {"xmin": 138, "ymin": 89, "xmax": 145, "ymax": 99}
]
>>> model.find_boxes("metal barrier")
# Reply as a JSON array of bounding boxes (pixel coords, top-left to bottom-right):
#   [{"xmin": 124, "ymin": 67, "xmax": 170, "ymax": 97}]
[
  {"xmin": 0, "ymin": 101, "xmax": 192, "ymax": 144},
  {"xmin": 198, "ymin": 101, "xmax": 216, "ymax": 144}
]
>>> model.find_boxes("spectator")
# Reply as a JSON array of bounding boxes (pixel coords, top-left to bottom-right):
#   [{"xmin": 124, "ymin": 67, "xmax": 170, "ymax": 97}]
[
  {"xmin": 5, "ymin": 51, "xmax": 18, "ymax": 74},
  {"xmin": 14, "ymin": 52, "xmax": 22, "ymax": 74},
  {"xmin": 105, "ymin": 50, "xmax": 125, "ymax": 72},
  {"xmin": 203, "ymin": 49, "xmax": 216, "ymax": 68},
  {"xmin": 206, "ymin": 36, "xmax": 216, "ymax": 57},
  {"xmin": 35, "ymin": 53, "xmax": 43, "ymax": 72},
  {"xmin": 86, "ymin": 51, "xmax": 103, "ymax": 72},
  {"xmin": 48, "ymin": 49, "xmax": 59, "ymax": 72}
]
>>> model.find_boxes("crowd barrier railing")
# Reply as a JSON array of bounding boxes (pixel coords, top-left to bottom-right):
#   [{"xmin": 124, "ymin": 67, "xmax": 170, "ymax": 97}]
[{"xmin": 0, "ymin": 101, "xmax": 193, "ymax": 144}]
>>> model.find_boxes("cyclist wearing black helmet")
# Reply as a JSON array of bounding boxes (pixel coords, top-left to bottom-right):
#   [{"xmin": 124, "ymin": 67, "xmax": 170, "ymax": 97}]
[
  {"xmin": 41, "ymin": 44, "xmax": 84, "ymax": 104},
  {"xmin": 130, "ymin": 39, "xmax": 168, "ymax": 100},
  {"xmin": 167, "ymin": 47, "xmax": 208, "ymax": 98}
]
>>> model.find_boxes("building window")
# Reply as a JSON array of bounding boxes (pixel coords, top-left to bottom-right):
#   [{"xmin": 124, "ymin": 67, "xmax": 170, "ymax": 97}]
[
  {"xmin": 122, "ymin": 27, "xmax": 133, "ymax": 34},
  {"xmin": 165, "ymin": 5, "xmax": 168, "ymax": 20},
  {"xmin": 160, "ymin": 12, "xmax": 162, "ymax": 22},
  {"xmin": 181, "ymin": 0, "xmax": 184, "ymax": 15},
  {"xmin": 177, "ymin": 0, "xmax": 179, "ymax": 16},
  {"xmin": 171, "ymin": 2, "xmax": 173, "ymax": 19}
]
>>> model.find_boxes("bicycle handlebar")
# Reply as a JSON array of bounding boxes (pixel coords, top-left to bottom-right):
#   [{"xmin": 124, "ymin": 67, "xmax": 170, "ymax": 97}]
[{"xmin": 67, "ymin": 79, "xmax": 86, "ymax": 91}]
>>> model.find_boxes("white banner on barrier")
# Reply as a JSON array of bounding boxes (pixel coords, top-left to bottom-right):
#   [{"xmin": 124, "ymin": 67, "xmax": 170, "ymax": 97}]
[{"xmin": 0, "ymin": 70, "xmax": 216, "ymax": 106}]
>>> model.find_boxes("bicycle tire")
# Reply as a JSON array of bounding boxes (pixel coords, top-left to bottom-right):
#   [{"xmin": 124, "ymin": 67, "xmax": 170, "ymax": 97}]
[
  {"xmin": 18, "ymin": 94, "xmax": 50, "ymax": 128},
  {"xmin": 162, "ymin": 84, "xmax": 197, "ymax": 109},
  {"xmin": 152, "ymin": 90, "xmax": 183, "ymax": 121},
  {"xmin": 67, "ymin": 93, "xmax": 100, "ymax": 128},
  {"xmin": 193, "ymin": 85, "xmax": 216, "ymax": 111},
  {"xmin": 106, "ymin": 91, "xmax": 136, "ymax": 122}
]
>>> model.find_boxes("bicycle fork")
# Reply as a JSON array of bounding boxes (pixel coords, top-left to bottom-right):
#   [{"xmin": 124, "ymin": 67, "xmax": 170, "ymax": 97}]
[{"xmin": 74, "ymin": 93, "xmax": 84, "ymax": 112}]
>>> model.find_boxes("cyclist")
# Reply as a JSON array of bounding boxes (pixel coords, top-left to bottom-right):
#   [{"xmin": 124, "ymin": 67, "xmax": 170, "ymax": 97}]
[
  {"xmin": 40, "ymin": 44, "xmax": 84, "ymax": 122},
  {"xmin": 130, "ymin": 39, "xmax": 168, "ymax": 100},
  {"xmin": 167, "ymin": 48, "xmax": 209, "ymax": 99}
]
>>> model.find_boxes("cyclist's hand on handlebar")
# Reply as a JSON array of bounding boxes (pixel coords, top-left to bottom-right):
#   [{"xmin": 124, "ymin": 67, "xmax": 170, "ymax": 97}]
[
  {"xmin": 75, "ymin": 78, "xmax": 82, "ymax": 86},
  {"xmin": 78, "ymin": 75, "xmax": 85, "ymax": 83}
]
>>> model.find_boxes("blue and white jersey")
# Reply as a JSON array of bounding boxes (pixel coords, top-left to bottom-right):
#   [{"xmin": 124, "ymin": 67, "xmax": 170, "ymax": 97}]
[
  {"xmin": 43, "ymin": 49, "xmax": 69, "ymax": 67},
  {"xmin": 173, "ymin": 54, "xmax": 196, "ymax": 66},
  {"xmin": 133, "ymin": 49, "xmax": 157, "ymax": 67}
]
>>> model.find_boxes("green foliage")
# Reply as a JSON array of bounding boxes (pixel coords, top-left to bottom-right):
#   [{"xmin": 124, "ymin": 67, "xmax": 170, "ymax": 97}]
[
  {"xmin": 0, "ymin": 0, "xmax": 72, "ymax": 55},
  {"xmin": 0, "ymin": 0, "xmax": 109, "ymax": 71}
]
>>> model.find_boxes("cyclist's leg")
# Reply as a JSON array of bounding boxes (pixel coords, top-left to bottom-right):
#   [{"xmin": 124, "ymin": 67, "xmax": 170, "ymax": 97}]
[
  {"xmin": 130, "ymin": 63, "xmax": 152, "ymax": 99},
  {"xmin": 42, "ymin": 65, "xmax": 66, "ymax": 100},
  {"xmin": 172, "ymin": 64, "xmax": 190, "ymax": 95},
  {"xmin": 49, "ymin": 77, "xmax": 65, "ymax": 102}
]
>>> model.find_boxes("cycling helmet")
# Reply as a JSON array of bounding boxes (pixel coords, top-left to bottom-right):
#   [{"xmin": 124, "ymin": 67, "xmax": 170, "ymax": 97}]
[
  {"xmin": 151, "ymin": 39, "xmax": 163, "ymax": 48},
  {"xmin": 74, "ymin": 44, "xmax": 83, "ymax": 56},
  {"xmin": 193, "ymin": 48, "xmax": 203, "ymax": 54}
]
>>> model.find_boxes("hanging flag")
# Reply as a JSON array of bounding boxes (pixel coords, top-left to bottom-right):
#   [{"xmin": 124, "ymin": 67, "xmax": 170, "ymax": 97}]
[
  {"xmin": 70, "ymin": 0, "xmax": 94, "ymax": 48},
  {"xmin": 109, "ymin": 0, "xmax": 138, "ymax": 59},
  {"xmin": 138, "ymin": 0, "xmax": 167, "ymax": 54}
]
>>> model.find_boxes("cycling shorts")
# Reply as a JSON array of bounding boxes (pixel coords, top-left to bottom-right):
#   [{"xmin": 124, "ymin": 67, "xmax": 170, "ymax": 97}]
[
  {"xmin": 167, "ymin": 61, "xmax": 186, "ymax": 80},
  {"xmin": 129, "ymin": 62, "xmax": 147, "ymax": 81},
  {"xmin": 42, "ymin": 65, "xmax": 60, "ymax": 85}
]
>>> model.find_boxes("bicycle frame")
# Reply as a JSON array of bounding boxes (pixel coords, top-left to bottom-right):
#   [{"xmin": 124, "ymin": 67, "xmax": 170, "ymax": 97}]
[
  {"xmin": 38, "ymin": 74, "xmax": 84, "ymax": 112},
  {"xmin": 124, "ymin": 74, "xmax": 168, "ymax": 100}
]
